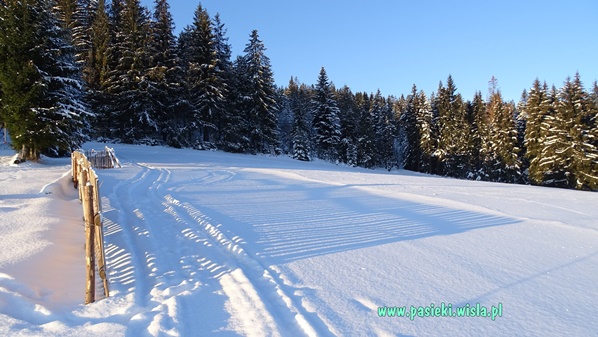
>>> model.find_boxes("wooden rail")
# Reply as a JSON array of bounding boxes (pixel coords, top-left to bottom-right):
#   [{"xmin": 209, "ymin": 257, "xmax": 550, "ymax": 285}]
[{"xmin": 71, "ymin": 150, "xmax": 110, "ymax": 304}]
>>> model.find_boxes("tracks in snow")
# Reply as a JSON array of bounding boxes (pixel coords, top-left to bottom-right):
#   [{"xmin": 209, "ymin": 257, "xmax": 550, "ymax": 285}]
[{"xmin": 106, "ymin": 163, "xmax": 318, "ymax": 336}]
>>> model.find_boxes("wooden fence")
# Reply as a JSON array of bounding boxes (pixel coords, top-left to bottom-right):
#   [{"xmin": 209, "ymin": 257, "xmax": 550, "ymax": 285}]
[
  {"xmin": 71, "ymin": 149, "xmax": 112, "ymax": 304},
  {"xmin": 84, "ymin": 147, "xmax": 121, "ymax": 169}
]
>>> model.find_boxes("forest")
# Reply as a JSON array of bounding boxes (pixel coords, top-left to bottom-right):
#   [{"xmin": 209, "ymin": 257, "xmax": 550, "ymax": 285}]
[{"xmin": 0, "ymin": 0, "xmax": 596, "ymax": 190}]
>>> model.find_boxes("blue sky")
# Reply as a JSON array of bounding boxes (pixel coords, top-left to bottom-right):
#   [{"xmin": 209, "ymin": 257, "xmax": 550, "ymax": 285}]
[{"xmin": 141, "ymin": 0, "xmax": 597, "ymax": 102}]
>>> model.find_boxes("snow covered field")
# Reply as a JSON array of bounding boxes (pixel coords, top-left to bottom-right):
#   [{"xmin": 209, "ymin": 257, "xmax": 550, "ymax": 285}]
[{"xmin": 1, "ymin": 142, "xmax": 597, "ymax": 336}]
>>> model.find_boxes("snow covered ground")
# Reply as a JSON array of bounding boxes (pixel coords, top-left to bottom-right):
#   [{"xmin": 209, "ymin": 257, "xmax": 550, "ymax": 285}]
[{"xmin": 1, "ymin": 142, "xmax": 597, "ymax": 336}]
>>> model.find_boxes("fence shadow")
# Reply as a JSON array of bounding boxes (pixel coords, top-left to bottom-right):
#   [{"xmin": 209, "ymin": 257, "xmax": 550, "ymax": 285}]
[{"xmin": 174, "ymin": 173, "xmax": 523, "ymax": 265}]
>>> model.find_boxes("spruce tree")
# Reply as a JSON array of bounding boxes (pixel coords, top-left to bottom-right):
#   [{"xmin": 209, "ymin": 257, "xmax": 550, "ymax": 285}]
[
  {"xmin": 103, "ymin": 0, "xmax": 157, "ymax": 143},
  {"xmin": 85, "ymin": 0, "xmax": 110, "ymax": 136},
  {"xmin": 435, "ymin": 76, "xmax": 469, "ymax": 176},
  {"xmin": 537, "ymin": 85, "xmax": 568, "ymax": 187},
  {"xmin": 373, "ymin": 92, "xmax": 397, "ymax": 170},
  {"xmin": 185, "ymin": 4, "xmax": 225, "ymax": 147},
  {"xmin": 524, "ymin": 80, "xmax": 551, "ymax": 185},
  {"xmin": 355, "ymin": 92, "xmax": 376, "ymax": 168},
  {"xmin": 468, "ymin": 91, "xmax": 490, "ymax": 179},
  {"xmin": 591, "ymin": 81, "xmax": 598, "ymax": 152},
  {"xmin": 0, "ymin": 0, "xmax": 88, "ymax": 159},
  {"xmin": 312, "ymin": 67, "xmax": 341, "ymax": 161},
  {"xmin": 212, "ymin": 13, "xmax": 237, "ymax": 149},
  {"xmin": 515, "ymin": 90, "xmax": 529, "ymax": 182},
  {"xmin": 225, "ymin": 54, "xmax": 253, "ymax": 152},
  {"xmin": 415, "ymin": 90, "xmax": 435, "ymax": 174},
  {"xmin": 54, "ymin": 0, "xmax": 95, "ymax": 66},
  {"xmin": 285, "ymin": 78, "xmax": 311, "ymax": 161},
  {"xmin": 552, "ymin": 74, "xmax": 597, "ymax": 189},
  {"xmin": 487, "ymin": 89, "xmax": 521, "ymax": 183},
  {"xmin": 148, "ymin": 0, "xmax": 189, "ymax": 147},
  {"xmin": 336, "ymin": 85, "xmax": 359, "ymax": 166},
  {"xmin": 239, "ymin": 30, "xmax": 279, "ymax": 153},
  {"xmin": 399, "ymin": 85, "xmax": 420, "ymax": 171}
]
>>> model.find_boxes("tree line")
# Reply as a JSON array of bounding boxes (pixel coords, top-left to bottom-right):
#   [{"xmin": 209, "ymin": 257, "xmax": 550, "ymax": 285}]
[{"xmin": 0, "ymin": 0, "xmax": 596, "ymax": 190}]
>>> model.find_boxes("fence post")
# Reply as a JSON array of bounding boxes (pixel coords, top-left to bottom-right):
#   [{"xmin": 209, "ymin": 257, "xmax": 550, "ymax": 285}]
[
  {"xmin": 83, "ymin": 183, "xmax": 96, "ymax": 304},
  {"xmin": 78, "ymin": 167, "xmax": 87, "ymax": 201},
  {"xmin": 72, "ymin": 153, "xmax": 78, "ymax": 188},
  {"xmin": 92, "ymin": 175, "xmax": 109, "ymax": 298}
]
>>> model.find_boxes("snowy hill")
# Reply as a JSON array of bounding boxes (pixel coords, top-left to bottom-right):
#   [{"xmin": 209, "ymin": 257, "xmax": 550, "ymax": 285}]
[{"xmin": 1, "ymin": 143, "xmax": 597, "ymax": 336}]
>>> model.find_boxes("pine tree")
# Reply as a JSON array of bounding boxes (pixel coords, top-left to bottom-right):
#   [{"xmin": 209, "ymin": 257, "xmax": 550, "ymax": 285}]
[
  {"xmin": 277, "ymin": 85, "xmax": 293, "ymax": 154},
  {"xmin": 373, "ymin": 92, "xmax": 397, "ymax": 170},
  {"xmin": 285, "ymin": 78, "xmax": 311, "ymax": 161},
  {"xmin": 552, "ymin": 74, "xmax": 597, "ymax": 189},
  {"xmin": 185, "ymin": 4, "xmax": 226, "ymax": 147},
  {"xmin": 72, "ymin": 0, "xmax": 96, "ymax": 66},
  {"xmin": 537, "ymin": 85, "xmax": 569, "ymax": 187},
  {"xmin": 104, "ymin": 0, "xmax": 157, "ymax": 143},
  {"xmin": 85, "ymin": 0, "xmax": 110, "ymax": 136},
  {"xmin": 336, "ymin": 85, "xmax": 358, "ymax": 166},
  {"xmin": 239, "ymin": 30, "xmax": 279, "ymax": 153},
  {"xmin": 399, "ymin": 85, "xmax": 420, "ymax": 170},
  {"xmin": 590, "ymin": 81, "xmax": 598, "ymax": 152},
  {"xmin": 468, "ymin": 91, "xmax": 490, "ymax": 179},
  {"xmin": 355, "ymin": 92, "xmax": 376, "ymax": 168},
  {"xmin": 435, "ymin": 75, "xmax": 469, "ymax": 176},
  {"xmin": 54, "ymin": 0, "xmax": 95, "ymax": 66},
  {"xmin": 55, "ymin": 0, "xmax": 77, "ymax": 28},
  {"xmin": 487, "ymin": 88, "xmax": 521, "ymax": 183},
  {"xmin": 587, "ymin": 81, "xmax": 598, "ymax": 189},
  {"xmin": 524, "ymin": 80, "xmax": 551, "ymax": 185},
  {"xmin": 0, "ymin": 0, "xmax": 88, "ymax": 160},
  {"xmin": 148, "ymin": 0, "xmax": 189, "ymax": 147},
  {"xmin": 212, "ymin": 13, "xmax": 237, "ymax": 150},
  {"xmin": 312, "ymin": 67, "xmax": 341, "ymax": 161},
  {"xmin": 515, "ymin": 90, "xmax": 529, "ymax": 183},
  {"xmin": 225, "ymin": 54, "xmax": 253, "ymax": 152},
  {"xmin": 415, "ymin": 90, "xmax": 435, "ymax": 174}
]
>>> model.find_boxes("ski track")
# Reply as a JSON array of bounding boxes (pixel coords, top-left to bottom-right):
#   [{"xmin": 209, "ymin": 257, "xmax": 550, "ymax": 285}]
[{"xmin": 104, "ymin": 162, "xmax": 319, "ymax": 336}]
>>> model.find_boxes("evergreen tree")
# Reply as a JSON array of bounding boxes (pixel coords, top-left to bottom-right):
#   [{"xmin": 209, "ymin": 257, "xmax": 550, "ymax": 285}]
[
  {"xmin": 468, "ymin": 91, "xmax": 490, "ymax": 179},
  {"xmin": 225, "ymin": 54, "xmax": 253, "ymax": 152},
  {"xmin": 212, "ymin": 13, "xmax": 234, "ymax": 145},
  {"xmin": 399, "ymin": 85, "xmax": 420, "ymax": 170},
  {"xmin": 285, "ymin": 78, "xmax": 311, "ymax": 161},
  {"xmin": 435, "ymin": 75, "xmax": 469, "ymax": 176},
  {"xmin": 185, "ymin": 3, "xmax": 226, "ymax": 147},
  {"xmin": 336, "ymin": 85, "xmax": 359, "ymax": 166},
  {"xmin": 487, "ymin": 88, "xmax": 521, "ymax": 182},
  {"xmin": 524, "ymin": 80, "xmax": 551, "ymax": 185},
  {"xmin": 104, "ymin": 0, "xmax": 157, "ymax": 143},
  {"xmin": 415, "ymin": 89, "xmax": 435, "ymax": 174},
  {"xmin": 55, "ymin": 0, "xmax": 77, "ymax": 29},
  {"xmin": 54, "ymin": 0, "xmax": 95, "ymax": 66},
  {"xmin": 537, "ymin": 85, "xmax": 568, "ymax": 187},
  {"xmin": 148, "ymin": 0, "xmax": 189, "ymax": 147},
  {"xmin": 373, "ymin": 92, "xmax": 397, "ymax": 170},
  {"xmin": 548, "ymin": 74, "xmax": 597, "ymax": 189},
  {"xmin": 515, "ymin": 90, "xmax": 529, "ymax": 182},
  {"xmin": 85, "ymin": 0, "xmax": 110, "ymax": 135},
  {"xmin": 72, "ymin": 0, "xmax": 96, "ymax": 65},
  {"xmin": 355, "ymin": 92, "xmax": 376, "ymax": 168},
  {"xmin": 0, "ymin": 0, "xmax": 88, "ymax": 159},
  {"xmin": 277, "ymin": 85, "xmax": 293, "ymax": 154},
  {"xmin": 239, "ymin": 30, "xmax": 279, "ymax": 153},
  {"xmin": 311, "ymin": 67, "xmax": 341, "ymax": 161},
  {"xmin": 591, "ymin": 81, "xmax": 598, "ymax": 152}
]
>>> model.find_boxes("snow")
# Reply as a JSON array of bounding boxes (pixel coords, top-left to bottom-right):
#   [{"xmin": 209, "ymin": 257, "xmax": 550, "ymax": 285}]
[{"xmin": 1, "ymin": 141, "xmax": 597, "ymax": 336}]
